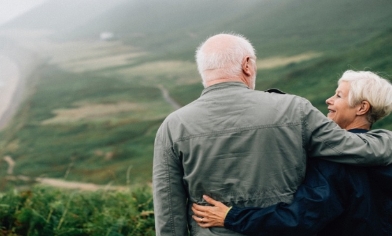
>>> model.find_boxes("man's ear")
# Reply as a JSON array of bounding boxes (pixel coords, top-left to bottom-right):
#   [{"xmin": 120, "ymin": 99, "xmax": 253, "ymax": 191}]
[
  {"xmin": 357, "ymin": 101, "xmax": 371, "ymax": 116},
  {"xmin": 242, "ymin": 57, "xmax": 252, "ymax": 76}
]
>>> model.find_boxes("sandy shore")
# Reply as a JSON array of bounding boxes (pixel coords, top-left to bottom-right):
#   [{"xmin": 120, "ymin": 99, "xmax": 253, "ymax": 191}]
[{"xmin": 0, "ymin": 55, "xmax": 21, "ymax": 130}]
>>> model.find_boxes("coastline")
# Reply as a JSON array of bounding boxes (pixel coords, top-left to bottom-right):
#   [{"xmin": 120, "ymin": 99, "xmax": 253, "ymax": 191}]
[
  {"xmin": 0, "ymin": 33, "xmax": 45, "ymax": 131},
  {"xmin": 0, "ymin": 55, "xmax": 22, "ymax": 130}
]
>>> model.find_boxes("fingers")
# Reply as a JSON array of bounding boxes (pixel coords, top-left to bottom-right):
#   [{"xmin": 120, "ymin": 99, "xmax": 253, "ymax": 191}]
[
  {"xmin": 192, "ymin": 205, "xmax": 206, "ymax": 218},
  {"xmin": 203, "ymin": 195, "xmax": 218, "ymax": 205},
  {"xmin": 192, "ymin": 215, "xmax": 206, "ymax": 228},
  {"xmin": 203, "ymin": 195, "xmax": 228, "ymax": 208},
  {"xmin": 192, "ymin": 203, "xmax": 213, "ymax": 228},
  {"xmin": 192, "ymin": 196, "xmax": 227, "ymax": 228},
  {"xmin": 191, "ymin": 215, "xmax": 214, "ymax": 228}
]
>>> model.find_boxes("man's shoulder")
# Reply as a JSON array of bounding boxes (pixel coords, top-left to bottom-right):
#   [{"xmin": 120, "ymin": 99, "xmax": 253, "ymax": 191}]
[
  {"xmin": 264, "ymin": 88, "xmax": 286, "ymax": 94},
  {"xmin": 262, "ymin": 88, "xmax": 300, "ymax": 99},
  {"xmin": 260, "ymin": 88, "xmax": 308, "ymax": 104},
  {"xmin": 161, "ymin": 101, "xmax": 200, "ymax": 123}
]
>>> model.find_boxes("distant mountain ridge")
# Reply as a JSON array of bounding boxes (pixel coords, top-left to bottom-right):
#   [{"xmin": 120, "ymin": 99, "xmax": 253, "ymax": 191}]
[
  {"xmin": 64, "ymin": 0, "xmax": 392, "ymax": 58},
  {"xmin": 3, "ymin": 0, "xmax": 392, "ymax": 59},
  {"xmin": 0, "ymin": 0, "xmax": 126, "ymax": 32}
]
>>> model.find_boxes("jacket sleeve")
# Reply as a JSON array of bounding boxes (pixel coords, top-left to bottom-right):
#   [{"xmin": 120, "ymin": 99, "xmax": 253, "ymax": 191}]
[
  {"xmin": 301, "ymin": 98, "xmax": 392, "ymax": 165},
  {"xmin": 153, "ymin": 125, "xmax": 188, "ymax": 236},
  {"xmin": 224, "ymin": 160, "xmax": 351, "ymax": 236}
]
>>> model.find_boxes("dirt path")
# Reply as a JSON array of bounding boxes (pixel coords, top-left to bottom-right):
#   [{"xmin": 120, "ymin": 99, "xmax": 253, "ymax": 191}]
[
  {"xmin": 3, "ymin": 156, "xmax": 128, "ymax": 192},
  {"xmin": 6, "ymin": 175, "xmax": 128, "ymax": 191},
  {"xmin": 157, "ymin": 84, "xmax": 181, "ymax": 110},
  {"xmin": 36, "ymin": 177, "xmax": 128, "ymax": 191}
]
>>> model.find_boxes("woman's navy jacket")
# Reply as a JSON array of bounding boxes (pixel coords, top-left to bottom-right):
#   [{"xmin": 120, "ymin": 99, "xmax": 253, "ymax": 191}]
[{"xmin": 224, "ymin": 129, "xmax": 392, "ymax": 235}]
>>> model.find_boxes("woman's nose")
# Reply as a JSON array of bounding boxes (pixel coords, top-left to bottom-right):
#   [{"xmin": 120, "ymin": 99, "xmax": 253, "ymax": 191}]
[{"xmin": 326, "ymin": 96, "xmax": 333, "ymax": 105}]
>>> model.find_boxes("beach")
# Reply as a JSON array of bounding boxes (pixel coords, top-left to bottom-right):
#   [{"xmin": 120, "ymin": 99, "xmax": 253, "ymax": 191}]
[{"xmin": 0, "ymin": 55, "xmax": 22, "ymax": 130}]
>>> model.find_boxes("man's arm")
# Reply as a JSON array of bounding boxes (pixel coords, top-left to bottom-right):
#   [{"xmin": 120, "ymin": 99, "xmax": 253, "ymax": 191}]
[
  {"xmin": 301, "ymin": 98, "xmax": 392, "ymax": 165},
  {"xmin": 153, "ymin": 126, "xmax": 188, "ymax": 236}
]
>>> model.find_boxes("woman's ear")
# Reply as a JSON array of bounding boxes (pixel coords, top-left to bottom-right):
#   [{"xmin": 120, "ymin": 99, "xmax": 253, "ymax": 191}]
[{"xmin": 356, "ymin": 101, "xmax": 371, "ymax": 116}]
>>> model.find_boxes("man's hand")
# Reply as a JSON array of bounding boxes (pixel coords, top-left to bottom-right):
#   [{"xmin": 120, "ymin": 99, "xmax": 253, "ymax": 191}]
[{"xmin": 192, "ymin": 195, "xmax": 230, "ymax": 228}]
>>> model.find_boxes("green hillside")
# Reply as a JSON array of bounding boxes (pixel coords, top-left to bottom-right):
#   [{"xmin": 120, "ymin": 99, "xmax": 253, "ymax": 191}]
[{"xmin": 1, "ymin": 0, "xmax": 392, "ymax": 190}]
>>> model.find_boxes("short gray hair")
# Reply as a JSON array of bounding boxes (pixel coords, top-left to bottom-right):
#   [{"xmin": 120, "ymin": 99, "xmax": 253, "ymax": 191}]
[
  {"xmin": 195, "ymin": 33, "xmax": 256, "ymax": 85},
  {"xmin": 339, "ymin": 70, "xmax": 392, "ymax": 124}
]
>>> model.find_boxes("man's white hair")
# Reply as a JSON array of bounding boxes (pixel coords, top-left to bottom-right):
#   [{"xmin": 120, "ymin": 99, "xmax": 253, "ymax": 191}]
[
  {"xmin": 195, "ymin": 33, "xmax": 256, "ymax": 86},
  {"xmin": 339, "ymin": 70, "xmax": 392, "ymax": 124}
]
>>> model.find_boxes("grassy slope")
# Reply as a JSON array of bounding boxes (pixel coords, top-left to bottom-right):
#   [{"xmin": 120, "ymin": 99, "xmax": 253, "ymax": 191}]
[
  {"xmin": 1, "ymin": 0, "xmax": 392, "ymax": 189},
  {"xmin": 0, "ymin": 67, "xmax": 169, "ymax": 186}
]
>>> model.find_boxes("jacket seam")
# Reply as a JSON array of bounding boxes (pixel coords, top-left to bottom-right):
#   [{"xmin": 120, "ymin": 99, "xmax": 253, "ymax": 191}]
[
  {"xmin": 164, "ymin": 145, "xmax": 182, "ymax": 163},
  {"xmin": 300, "ymin": 99, "xmax": 306, "ymax": 152},
  {"xmin": 163, "ymin": 150, "xmax": 176, "ymax": 235},
  {"xmin": 175, "ymin": 122, "xmax": 302, "ymax": 142}
]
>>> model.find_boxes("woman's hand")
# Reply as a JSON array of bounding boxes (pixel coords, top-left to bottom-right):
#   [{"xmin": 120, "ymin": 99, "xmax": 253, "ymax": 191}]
[{"xmin": 192, "ymin": 195, "xmax": 230, "ymax": 228}]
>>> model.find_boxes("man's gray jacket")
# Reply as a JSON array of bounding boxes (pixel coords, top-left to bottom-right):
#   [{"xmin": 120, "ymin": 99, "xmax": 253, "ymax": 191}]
[{"xmin": 153, "ymin": 82, "xmax": 392, "ymax": 236}]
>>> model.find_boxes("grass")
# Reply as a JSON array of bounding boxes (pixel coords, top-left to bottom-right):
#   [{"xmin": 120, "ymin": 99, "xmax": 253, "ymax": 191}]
[
  {"xmin": 0, "ymin": 186, "xmax": 155, "ymax": 236},
  {"xmin": 0, "ymin": 65, "xmax": 169, "ymax": 188}
]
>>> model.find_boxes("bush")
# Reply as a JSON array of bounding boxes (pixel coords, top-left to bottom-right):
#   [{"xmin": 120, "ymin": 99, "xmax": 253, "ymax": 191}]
[{"xmin": 0, "ymin": 186, "xmax": 155, "ymax": 236}]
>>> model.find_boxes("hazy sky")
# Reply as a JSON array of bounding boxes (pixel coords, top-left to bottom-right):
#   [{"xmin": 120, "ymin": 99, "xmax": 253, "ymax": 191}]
[{"xmin": 0, "ymin": 0, "xmax": 48, "ymax": 26}]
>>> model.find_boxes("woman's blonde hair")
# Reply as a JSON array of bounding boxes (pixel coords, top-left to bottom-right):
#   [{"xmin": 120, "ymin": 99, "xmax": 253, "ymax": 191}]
[{"xmin": 339, "ymin": 70, "xmax": 392, "ymax": 124}]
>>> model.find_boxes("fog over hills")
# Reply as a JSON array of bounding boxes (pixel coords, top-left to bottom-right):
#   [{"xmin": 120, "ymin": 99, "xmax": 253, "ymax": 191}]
[
  {"xmin": 3, "ymin": 0, "xmax": 392, "ymax": 59},
  {"xmin": 0, "ymin": 0, "xmax": 126, "ymax": 32}
]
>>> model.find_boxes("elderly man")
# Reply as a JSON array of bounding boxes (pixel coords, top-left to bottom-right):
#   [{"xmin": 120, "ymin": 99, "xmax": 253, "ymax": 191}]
[{"xmin": 153, "ymin": 33, "xmax": 392, "ymax": 235}]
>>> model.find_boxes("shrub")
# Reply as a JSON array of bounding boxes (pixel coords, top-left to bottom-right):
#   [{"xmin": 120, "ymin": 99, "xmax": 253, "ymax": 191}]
[{"xmin": 0, "ymin": 186, "xmax": 155, "ymax": 236}]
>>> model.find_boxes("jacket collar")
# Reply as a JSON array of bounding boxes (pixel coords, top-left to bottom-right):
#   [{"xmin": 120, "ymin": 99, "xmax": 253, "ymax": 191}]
[
  {"xmin": 348, "ymin": 129, "xmax": 368, "ymax": 133},
  {"xmin": 201, "ymin": 82, "xmax": 249, "ymax": 96}
]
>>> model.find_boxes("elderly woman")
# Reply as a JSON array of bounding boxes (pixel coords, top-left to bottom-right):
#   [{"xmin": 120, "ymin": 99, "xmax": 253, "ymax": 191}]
[{"xmin": 192, "ymin": 70, "xmax": 392, "ymax": 235}]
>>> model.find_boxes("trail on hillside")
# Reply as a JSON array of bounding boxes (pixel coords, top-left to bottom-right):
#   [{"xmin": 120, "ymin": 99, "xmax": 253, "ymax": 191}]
[
  {"xmin": 157, "ymin": 84, "xmax": 181, "ymax": 110},
  {"xmin": 4, "ymin": 156, "xmax": 129, "ymax": 191},
  {"xmin": 6, "ymin": 174, "xmax": 129, "ymax": 191}
]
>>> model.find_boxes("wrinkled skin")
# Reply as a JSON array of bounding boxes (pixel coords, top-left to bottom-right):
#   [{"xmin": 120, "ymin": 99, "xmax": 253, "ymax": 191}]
[{"xmin": 192, "ymin": 195, "xmax": 229, "ymax": 228}]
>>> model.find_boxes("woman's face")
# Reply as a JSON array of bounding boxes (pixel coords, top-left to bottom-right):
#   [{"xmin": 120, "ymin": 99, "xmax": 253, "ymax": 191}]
[{"xmin": 326, "ymin": 81, "xmax": 359, "ymax": 129}]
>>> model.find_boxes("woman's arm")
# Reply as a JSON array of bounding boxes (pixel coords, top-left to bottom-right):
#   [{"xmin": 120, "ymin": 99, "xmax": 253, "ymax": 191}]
[{"xmin": 192, "ymin": 160, "xmax": 363, "ymax": 235}]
